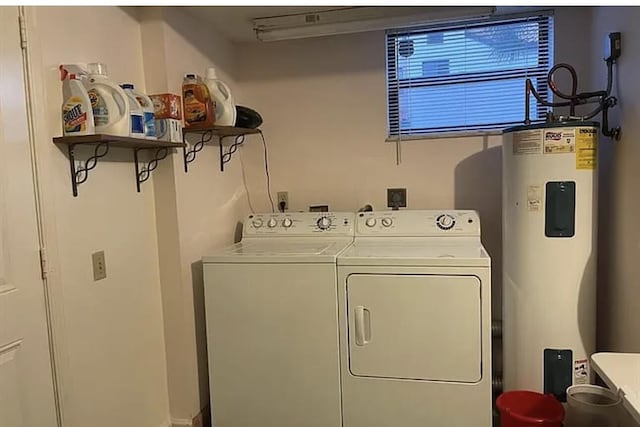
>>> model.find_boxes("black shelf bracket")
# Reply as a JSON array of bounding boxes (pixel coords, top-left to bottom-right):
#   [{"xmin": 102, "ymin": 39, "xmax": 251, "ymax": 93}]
[
  {"xmin": 134, "ymin": 147, "xmax": 170, "ymax": 192},
  {"xmin": 183, "ymin": 130, "xmax": 213, "ymax": 173},
  {"xmin": 68, "ymin": 142, "xmax": 110, "ymax": 197},
  {"xmin": 219, "ymin": 134, "xmax": 246, "ymax": 171}
]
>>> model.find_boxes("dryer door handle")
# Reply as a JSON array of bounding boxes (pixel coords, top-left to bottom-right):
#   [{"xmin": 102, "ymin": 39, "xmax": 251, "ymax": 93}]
[{"xmin": 354, "ymin": 305, "xmax": 371, "ymax": 346}]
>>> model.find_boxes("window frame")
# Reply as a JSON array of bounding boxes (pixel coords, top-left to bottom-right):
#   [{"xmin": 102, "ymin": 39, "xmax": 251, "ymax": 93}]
[{"xmin": 386, "ymin": 11, "xmax": 554, "ymax": 140}]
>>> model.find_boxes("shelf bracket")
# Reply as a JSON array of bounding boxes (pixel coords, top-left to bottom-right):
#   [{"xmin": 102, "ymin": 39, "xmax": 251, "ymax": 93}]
[
  {"xmin": 183, "ymin": 130, "xmax": 213, "ymax": 173},
  {"xmin": 134, "ymin": 147, "xmax": 170, "ymax": 192},
  {"xmin": 68, "ymin": 142, "xmax": 110, "ymax": 197},
  {"xmin": 219, "ymin": 134, "xmax": 246, "ymax": 171}
]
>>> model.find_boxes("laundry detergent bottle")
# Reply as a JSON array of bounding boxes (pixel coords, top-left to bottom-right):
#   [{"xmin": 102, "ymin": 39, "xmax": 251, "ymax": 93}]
[
  {"xmin": 132, "ymin": 87, "xmax": 156, "ymax": 139},
  {"xmin": 182, "ymin": 73, "xmax": 215, "ymax": 129},
  {"xmin": 204, "ymin": 67, "xmax": 236, "ymax": 126},
  {"xmin": 86, "ymin": 62, "xmax": 129, "ymax": 136},
  {"xmin": 120, "ymin": 84, "xmax": 145, "ymax": 138},
  {"xmin": 60, "ymin": 66, "xmax": 95, "ymax": 136}
]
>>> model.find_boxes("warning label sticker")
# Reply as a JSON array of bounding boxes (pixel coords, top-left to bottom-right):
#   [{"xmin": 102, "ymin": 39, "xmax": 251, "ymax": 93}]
[
  {"xmin": 574, "ymin": 358, "xmax": 589, "ymax": 384},
  {"xmin": 544, "ymin": 129, "xmax": 576, "ymax": 154},
  {"xmin": 527, "ymin": 185, "xmax": 542, "ymax": 211},
  {"xmin": 513, "ymin": 129, "xmax": 542, "ymax": 155},
  {"xmin": 576, "ymin": 127, "xmax": 598, "ymax": 170}
]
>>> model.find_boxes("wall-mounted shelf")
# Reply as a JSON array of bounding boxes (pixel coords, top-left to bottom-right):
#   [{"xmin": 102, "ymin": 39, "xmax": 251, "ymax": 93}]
[
  {"xmin": 53, "ymin": 134, "xmax": 185, "ymax": 197},
  {"xmin": 182, "ymin": 125, "xmax": 260, "ymax": 172}
]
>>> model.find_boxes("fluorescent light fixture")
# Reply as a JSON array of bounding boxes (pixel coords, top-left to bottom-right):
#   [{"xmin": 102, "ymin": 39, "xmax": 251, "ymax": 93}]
[{"xmin": 254, "ymin": 6, "xmax": 496, "ymax": 42}]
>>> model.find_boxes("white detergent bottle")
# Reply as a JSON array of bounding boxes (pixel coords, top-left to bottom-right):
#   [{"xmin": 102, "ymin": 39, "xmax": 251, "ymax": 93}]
[
  {"xmin": 120, "ymin": 84, "xmax": 145, "ymax": 138},
  {"xmin": 131, "ymin": 87, "xmax": 156, "ymax": 139},
  {"xmin": 86, "ymin": 62, "xmax": 129, "ymax": 136},
  {"xmin": 60, "ymin": 67, "xmax": 95, "ymax": 136},
  {"xmin": 204, "ymin": 67, "xmax": 236, "ymax": 126}
]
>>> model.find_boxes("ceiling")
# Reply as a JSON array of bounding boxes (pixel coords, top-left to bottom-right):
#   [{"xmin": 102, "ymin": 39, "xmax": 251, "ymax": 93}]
[{"xmin": 183, "ymin": 6, "xmax": 544, "ymax": 43}]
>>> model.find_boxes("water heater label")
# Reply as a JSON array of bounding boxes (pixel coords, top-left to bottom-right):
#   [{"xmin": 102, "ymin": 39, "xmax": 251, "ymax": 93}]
[
  {"xmin": 527, "ymin": 185, "xmax": 542, "ymax": 211},
  {"xmin": 544, "ymin": 129, "xmax": 576, "ymax": 154},
  {"xmin": 576, "ymin": 128, "xmax": 598, "ymax": 170},
  {"xmin": 513, "ymin": 129, "xmax": 543, "ymax": 154},
  {"xmin": 574, "ymin": 358, "xmax": 589, "ymax": 384}
]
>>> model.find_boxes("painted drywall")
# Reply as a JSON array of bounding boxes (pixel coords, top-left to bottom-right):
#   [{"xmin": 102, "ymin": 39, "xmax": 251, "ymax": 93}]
[
  {"xmin": 591, "ymin": 7, "xmax": 640, "ymax": 353},
  {"xmin": 27, "ymin": 6, "xmax": 170, "ymax": 427},
  {"xmin": 236, "ymin": 7, "xmax": 594, "ymax": 321},
  {"xmin": 139, "ymin": 6, "xmax": 252, "ymax": 422}
]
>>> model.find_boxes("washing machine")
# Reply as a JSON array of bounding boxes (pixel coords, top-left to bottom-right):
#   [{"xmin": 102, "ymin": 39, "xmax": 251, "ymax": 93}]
[
  {"xmin": 337, "ymin": 210, "xmax": 492, "ymax": 427},
  {"xmin": 202, "ymin": 212, "xmax": 354, "ymax": 427}
]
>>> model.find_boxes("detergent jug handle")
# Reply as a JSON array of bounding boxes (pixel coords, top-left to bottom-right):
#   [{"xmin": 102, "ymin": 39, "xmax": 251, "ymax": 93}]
[
  {"xmin": 112, "ymin": 86, "xmax": 128, "ymax": 120},
  {"xmin": 216, "ymin": 80, "xmax": 232, "ymax": 101}
]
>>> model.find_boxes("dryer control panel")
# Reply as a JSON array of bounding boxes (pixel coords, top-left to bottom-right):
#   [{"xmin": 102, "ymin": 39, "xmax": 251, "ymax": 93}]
[
  {"xmin": 356, "ymin": 210, "xmax": 480, "ymax": 236},
  {"xmin": 244, "ymin": 212, "xmax": 355, "ymax": 237}
]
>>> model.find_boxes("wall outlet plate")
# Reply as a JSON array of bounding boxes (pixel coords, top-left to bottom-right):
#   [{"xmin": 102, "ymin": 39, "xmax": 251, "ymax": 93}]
[
  {"xmin": 277, "ymin": 191, "xmax": 288, "ymax": 211},
  {"xmin": 387, "ymin": 188, "xmax": 407, "ymax": 209},
  {"xmin": 92, "ymin": 250, "xmax": 107, "ymax": 281}
]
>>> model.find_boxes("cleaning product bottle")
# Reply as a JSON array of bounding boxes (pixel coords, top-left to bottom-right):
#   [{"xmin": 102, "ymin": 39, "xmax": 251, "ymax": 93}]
[
  {"xmin": 86, "ymin": 62, "xmax": 129, "ymax": 136},
  {"xmin": 204, "ymin": 67, "xmax": 236, "ymax": 127},
  {"xmin": 120, "ymin": 84, "xmax": 145, "ymax": 138},
  {"xmin": 132, "ymin": 87, "xmax": 156, "ymax": 139},
  {"xmin": 182, "ymin": 73, "xmax": 215, "ymax": 129},
  {"xmin": 60, "ymin": 66, "xmax": 95, "ymax": 136}
]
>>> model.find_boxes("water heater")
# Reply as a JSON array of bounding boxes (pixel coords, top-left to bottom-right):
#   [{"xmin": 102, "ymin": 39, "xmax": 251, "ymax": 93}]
[{"xmin": 502, "ymin": 122, "xmax": 598, "ymax": 401}]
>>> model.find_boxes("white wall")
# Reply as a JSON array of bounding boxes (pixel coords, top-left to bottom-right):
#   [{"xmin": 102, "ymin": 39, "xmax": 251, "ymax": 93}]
[
  {"xmin": 236, "ymin": 7, "xmax": 594, "ymax": 323},
  {"xmin": 590, "ymin": 7, "xmax": 640, "ymax": 353},
  {"xmin": 27, "ymin": 6, "xmax": 170, "ymax": 427},
  {"xmin": 140, "ymin": 7, "xmax": 252, "ymax": 424}
]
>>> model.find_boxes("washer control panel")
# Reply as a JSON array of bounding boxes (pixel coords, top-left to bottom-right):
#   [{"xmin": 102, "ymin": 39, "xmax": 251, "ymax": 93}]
[
  {"xmin": 356, "ymin": 210, "xmax": 480, "ymax": 236},
  {"xmin": 244, "ymin": 212, "xmax": 355, "ymax": 236}
]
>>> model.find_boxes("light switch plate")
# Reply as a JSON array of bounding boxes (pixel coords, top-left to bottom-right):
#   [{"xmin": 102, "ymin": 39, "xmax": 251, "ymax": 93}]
[
  {"xmin": 92, "ymin": 251, "xmax": 107, "ymax": 281},
  {"xmin": 387, "ymin": 188, "xmax": 407, "ymax": 209}
]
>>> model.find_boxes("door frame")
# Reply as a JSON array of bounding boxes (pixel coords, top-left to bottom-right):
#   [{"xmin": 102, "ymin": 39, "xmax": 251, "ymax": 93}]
[{"xmin": 17, "ymin": 6, "xmax": 69, "ymax": 426}]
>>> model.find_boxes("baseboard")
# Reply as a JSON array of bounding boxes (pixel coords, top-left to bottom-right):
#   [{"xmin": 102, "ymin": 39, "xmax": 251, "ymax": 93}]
[{"xmin": 171, "ymin": 407, "xmax": 211, "ymax": 427}]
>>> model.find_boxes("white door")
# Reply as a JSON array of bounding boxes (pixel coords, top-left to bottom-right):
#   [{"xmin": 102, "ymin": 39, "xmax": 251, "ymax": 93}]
[
  {"xmin": 0, "ymin": 7, "xmax": 59, "ymax": 427},
  {"xmin": 347, "ymin": 274, "xmax": 482, "ymax": 382}
]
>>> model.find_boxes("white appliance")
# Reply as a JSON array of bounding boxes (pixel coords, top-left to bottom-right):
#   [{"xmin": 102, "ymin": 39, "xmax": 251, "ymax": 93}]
[
  {"xmin": 337, "ymin": 210, "xmax": 492, "ymax": 427},
  {"xmin": 202, "ymin": 212, "xmax": 355, "ymax": 427},
  {"xmin": 502, "ymin": 123, "xmax": 598, "ymax": 399}
]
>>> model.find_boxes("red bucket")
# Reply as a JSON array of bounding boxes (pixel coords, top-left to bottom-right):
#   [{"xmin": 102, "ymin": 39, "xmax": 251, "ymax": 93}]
[{"xmin": 497, "ymin": 390, "xmax": 565, "ymax": 427}]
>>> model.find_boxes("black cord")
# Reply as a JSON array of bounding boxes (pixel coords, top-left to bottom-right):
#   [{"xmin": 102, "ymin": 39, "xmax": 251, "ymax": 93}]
[{"xmin": 258, "ymin": 130, "xmax": 275, "ymax": 213}]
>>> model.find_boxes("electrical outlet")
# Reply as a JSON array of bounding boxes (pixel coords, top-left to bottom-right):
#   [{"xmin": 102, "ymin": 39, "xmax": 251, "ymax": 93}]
[
  {"xmin": 92, "ymin": 251, "xmax": 107, "ymax": 281},
  {"xmin": 387, "ymin": 188, "xmax": 407, "ymax": 209},
  {"xmin": 277, "ymin": 191, "xmax": 288, "ymax": 211}
]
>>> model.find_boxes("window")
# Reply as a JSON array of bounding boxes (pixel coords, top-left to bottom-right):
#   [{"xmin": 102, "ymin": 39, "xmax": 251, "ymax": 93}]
[{"xmin": 387, "ymin": 13, "xmax": 554, "ymax": 137}]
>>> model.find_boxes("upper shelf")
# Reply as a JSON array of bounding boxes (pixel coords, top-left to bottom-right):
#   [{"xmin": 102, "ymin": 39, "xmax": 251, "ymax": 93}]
[
  {"xmin": 53, "ymin": 134, "xmax": 185, "ymax": 149},
  {"xmin": 182, "ymin": 125, "xmax": 260, "ymax": 137}
]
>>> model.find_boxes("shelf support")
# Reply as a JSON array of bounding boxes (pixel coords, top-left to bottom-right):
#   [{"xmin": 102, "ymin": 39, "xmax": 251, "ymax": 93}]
[
  {"xmin": 68, "ymin": 142, "xmax": 110, "ymax": 197},
  {"xmin": 183, "ymin": 130, "xmax": 213, "ymax": 172},
  {"xmin": 219, "ymin": 135, "xmax": 246, "ymax": 171},
  {"xmin": 133, "ymin": 147, "xmax": 170, "ymax": 192}
]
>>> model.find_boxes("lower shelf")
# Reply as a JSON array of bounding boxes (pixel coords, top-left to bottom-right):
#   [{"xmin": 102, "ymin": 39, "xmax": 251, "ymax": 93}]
[{"xmin": 53, "ymin": 134, "xmax": 185, "ymax": 197}]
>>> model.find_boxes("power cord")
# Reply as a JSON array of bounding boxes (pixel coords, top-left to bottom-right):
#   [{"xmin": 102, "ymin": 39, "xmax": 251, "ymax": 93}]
[{"xmin": 258, "ymin": 130, "xmax": 275, "ymax": 213}]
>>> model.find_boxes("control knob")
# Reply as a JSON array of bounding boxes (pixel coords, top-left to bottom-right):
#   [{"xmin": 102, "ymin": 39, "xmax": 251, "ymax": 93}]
[
  {"xmin": 267, "ymin": 218, "xmax": 278, "ymax": 228},
  {"xmin": 252, "ymin": 218, "xmax": 263, "ymax": 228},
  {"xmin": 365, "ymin": 217, "xmax": 377, "ymax": 227},
  {"xmin": 317, "ymin": 216, "xmax": 332, "ymax": 230},
  {"xmin": 381, "ymin": 217, "xmax": 393, "ymax": 227},
  {"xmin": 282, "ymin": 218, "xmax": 293, "ymax": 228},
  {"xmin": 436, "ymin": 214, "xmax": 456, "ymax": 230}
]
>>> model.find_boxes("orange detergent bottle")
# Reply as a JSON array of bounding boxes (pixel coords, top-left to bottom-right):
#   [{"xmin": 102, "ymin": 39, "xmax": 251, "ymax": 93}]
[{"xmin": 182, "ymin": 73, "xmax": 215, "ymax": 128}]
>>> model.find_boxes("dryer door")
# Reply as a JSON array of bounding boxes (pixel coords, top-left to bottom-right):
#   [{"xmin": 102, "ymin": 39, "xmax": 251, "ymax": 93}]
[{"xmin": 346, "ymin": 274, "xmax": 482, "ymax": 383}]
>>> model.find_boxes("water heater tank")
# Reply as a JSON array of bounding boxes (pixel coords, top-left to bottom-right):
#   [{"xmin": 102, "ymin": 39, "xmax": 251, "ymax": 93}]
[{"xmin": 502, "ymin": 122, "xmax": 598, "ymax": 401}]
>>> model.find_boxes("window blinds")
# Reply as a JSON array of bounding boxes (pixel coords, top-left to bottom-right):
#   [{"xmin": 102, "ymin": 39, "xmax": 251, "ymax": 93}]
[{"xmin": 387, "ymin": 12, "xmax": 554, "ymax": 137}]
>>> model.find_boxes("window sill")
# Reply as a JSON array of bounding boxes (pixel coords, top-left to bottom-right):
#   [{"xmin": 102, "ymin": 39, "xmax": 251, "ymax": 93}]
[{"xmin": 386, "ymin": 129, "xmax": 504, "ymax": 142}]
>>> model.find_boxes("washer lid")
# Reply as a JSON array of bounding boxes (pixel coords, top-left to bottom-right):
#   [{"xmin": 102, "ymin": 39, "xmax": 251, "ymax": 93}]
[
  {"xmin": 591, "ymin": 353, "xmax": 640, "ymax": 425},
  {"xmin": 203, "ymin": 238, "xmax": 353, "ymax": 264},
  {"xmin": 338, "ymin": 239, "xmax": 490, "ymax": 267}
]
